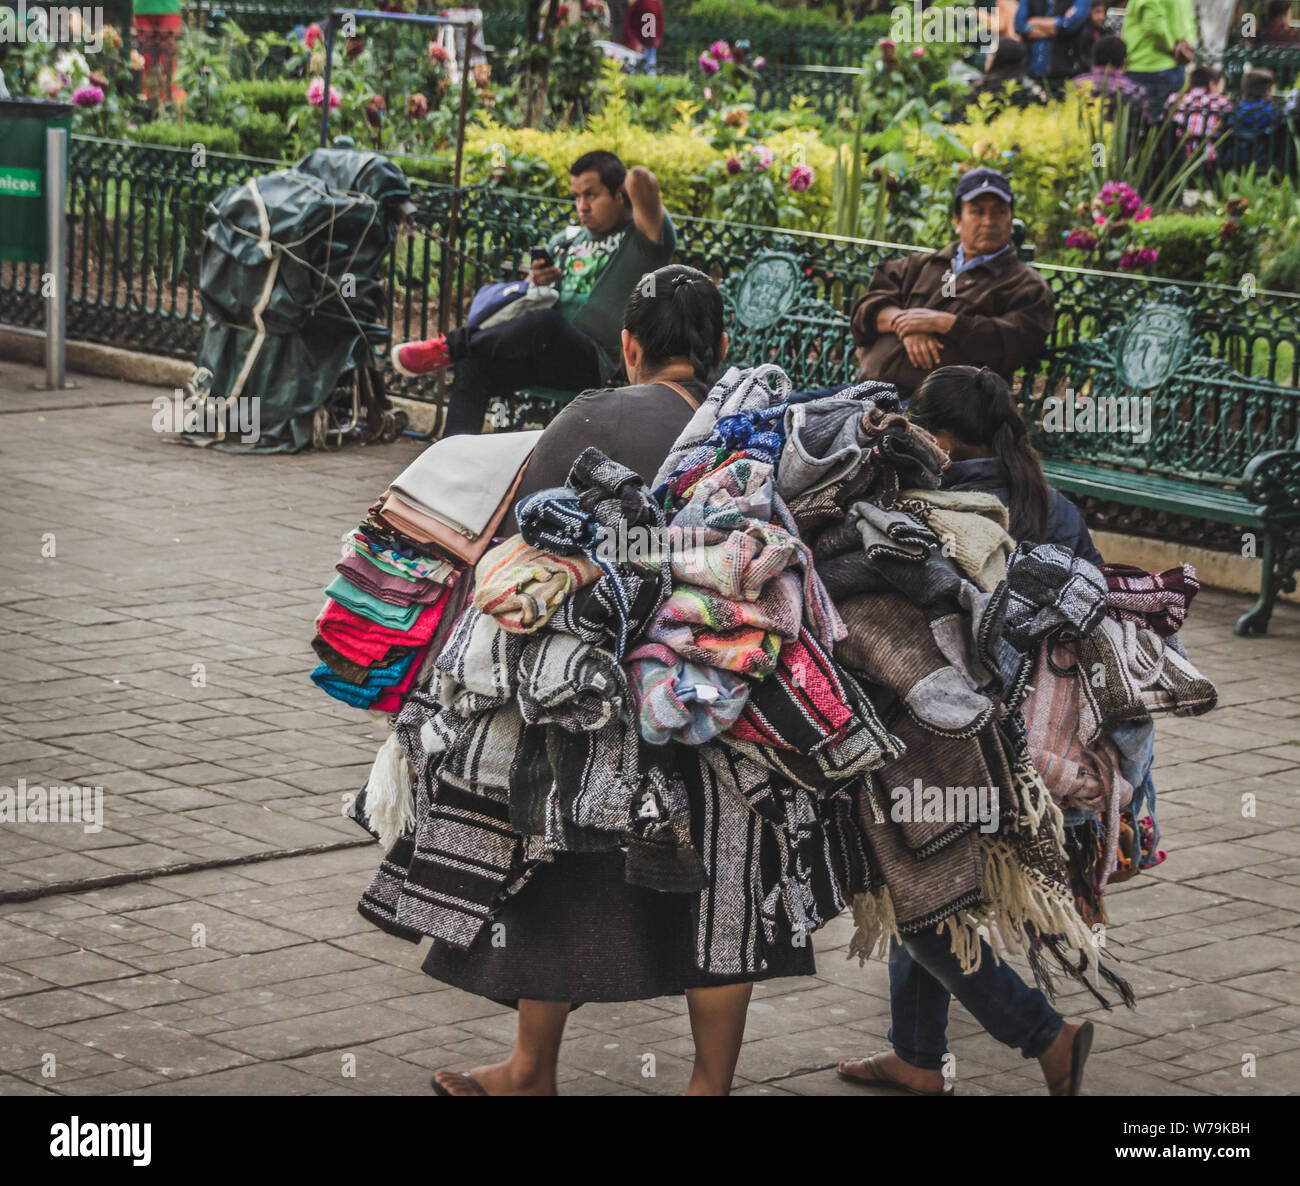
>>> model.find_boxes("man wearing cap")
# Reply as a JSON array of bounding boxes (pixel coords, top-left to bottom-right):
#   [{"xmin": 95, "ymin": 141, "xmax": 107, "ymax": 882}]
[{"xmin": 851, "ymin": 168, "xmax": 1054, "ymax": 398}]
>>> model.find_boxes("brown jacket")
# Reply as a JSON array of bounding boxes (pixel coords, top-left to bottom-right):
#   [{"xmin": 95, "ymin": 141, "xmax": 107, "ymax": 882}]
[{"xmin": 850, "ymin": 241, "xmax": 1055, "ymax": 396}]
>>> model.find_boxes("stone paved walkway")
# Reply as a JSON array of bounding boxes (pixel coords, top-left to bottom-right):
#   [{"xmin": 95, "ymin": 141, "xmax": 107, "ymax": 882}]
[{"xmin": 1, "ymin": 362, "xmax": 1298, "ymax": 1096}]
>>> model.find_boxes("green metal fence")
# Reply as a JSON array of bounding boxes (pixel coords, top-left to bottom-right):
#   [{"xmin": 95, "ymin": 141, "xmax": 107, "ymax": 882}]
[{"xmin": 3, "ymin": 137, "xmax": 1299, "ymax": 402}]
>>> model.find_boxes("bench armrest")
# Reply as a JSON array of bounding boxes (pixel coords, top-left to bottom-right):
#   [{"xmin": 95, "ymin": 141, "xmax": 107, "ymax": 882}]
[{"xmin": 1243, "ymin": 450, "xmax": 1300, "ymax": 522}]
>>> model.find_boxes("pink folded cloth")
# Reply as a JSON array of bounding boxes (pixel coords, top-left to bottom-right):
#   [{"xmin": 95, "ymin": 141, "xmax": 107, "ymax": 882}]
[
  {"xmin": 371, "ymin": 645, "xmax": 429, "ymax": 713},
  {"xmin": 317, "ymin": 592, "xmax": 449, "ymax": 667},
  {"xmin": 335, "ymin": 551, "xmax": 449, "ymax": 606}
]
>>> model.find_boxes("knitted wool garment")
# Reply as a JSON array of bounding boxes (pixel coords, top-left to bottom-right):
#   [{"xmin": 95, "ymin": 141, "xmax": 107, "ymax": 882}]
[
  {"xmin": 624, "ymin": 641, "xmax": 750, "ymax": 747},
  {"xmin": 515, "ymin": 633, "xmax": 627, "ymax": 734},
  {"xmin": 646, "ymin": 570, "xmax": 804, "ymax": 677},
  {"xmin": 433, "ymin": 605, "xmax": 527, "ymax": 716},
  {"xmin": 1074, "ymin": 615, "xmax": 1218, "ymax": 744},
  {"xmin": 1003, "ymin": 540, "xmax": 1108, "ymax": 651},
  {"xmin": 324, "ymin": 574, "xmax": 426, "ymax": 631},
  {"xmin": 473, "ymin": 535, "xmax": 602, "ymax": 634},
  {"xmin": 726, "ymin": 630, "xmax": 853, "ymax": 755},
  {"xmin": 317, "ymin": 595, "xmax": 449, "ymax": 668},
  {"xmin": 835, "ymin": 592, "xmax": 998, "ymax": 737},
  {"xmin": 336, "ymin": 550, "xmax": 450, "ymax": 607},
  {"xmin": 1098, "ymin": 562, "xmax": 1200, "ymax": 637},
  {"xmin": 901, "ymin": 488, "xmax": 1015, "ymax": 593}
]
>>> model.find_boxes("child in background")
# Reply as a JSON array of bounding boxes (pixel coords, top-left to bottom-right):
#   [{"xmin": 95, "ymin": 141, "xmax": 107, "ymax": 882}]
[
  {"xmin": 1076, "ymin": 0, "xmax": 1109, "ymax": 72},
  {"xmin": 1232, "ymin": 67, "xmax": 1279, "ymax": 171},
  {"xmin": 1166, "ymin": 64, "xmax": 1234, "ymax": 168}
]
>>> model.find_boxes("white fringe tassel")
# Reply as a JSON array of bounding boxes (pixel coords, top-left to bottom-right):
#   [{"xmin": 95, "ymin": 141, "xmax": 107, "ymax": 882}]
[{"xmin": 364, "ymin": 732, "xmax": 414, "ymax": 853}]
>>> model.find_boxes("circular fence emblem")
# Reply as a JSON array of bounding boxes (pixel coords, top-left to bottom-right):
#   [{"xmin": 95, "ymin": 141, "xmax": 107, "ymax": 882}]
[
  {"xmin": 1114, "ymin": 304, "xmax": 1192, "ymax": 390},
  {"xmin": 733, "ymin": 255, "xmax": 801, "ymax": 330}
]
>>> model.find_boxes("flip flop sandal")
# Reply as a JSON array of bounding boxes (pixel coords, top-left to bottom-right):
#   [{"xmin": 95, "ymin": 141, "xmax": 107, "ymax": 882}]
[
  {"xmin": 1067, "ymin": 1021, "xmax": 1094, "ymax": 1096},
  {"xmin": 837, "ymin": 1053, "xmax": 955, "ymax": 1097},
  {"xmin": 1047, "ymin": 1021, "xmax": 1095, "ymax": 1096},
  {"xmin": 431, "ymin": 1070, "xmax": 488, "ymax": 1097}
]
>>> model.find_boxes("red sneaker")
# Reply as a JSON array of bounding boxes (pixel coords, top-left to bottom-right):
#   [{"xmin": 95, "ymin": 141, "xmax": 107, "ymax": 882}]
[{"xmin": 391, "ymin": 334, "xmax": 451, "ymax": 377}]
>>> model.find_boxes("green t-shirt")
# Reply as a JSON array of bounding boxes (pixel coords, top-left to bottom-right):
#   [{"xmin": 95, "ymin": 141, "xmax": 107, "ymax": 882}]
[
  {"xmin": 134, "ymin": 0, "xmax": 183, "ymax": 15},
  {"xmin": 549, "ymin": 213, "xmax": 676, "ymax": 381}
]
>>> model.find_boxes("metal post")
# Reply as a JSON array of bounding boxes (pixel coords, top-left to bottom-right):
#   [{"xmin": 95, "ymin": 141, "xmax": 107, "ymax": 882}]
[
  {"xmin": 440, "ymin": 19, "xmax": 474, "ymax": 339},
  {"xmin": 320, "ymin": 14, "xmax": 338, "ymax": 148},
  {"xmin": 43, "ymin": 126, "xmax": 71, "ymax": 391}
]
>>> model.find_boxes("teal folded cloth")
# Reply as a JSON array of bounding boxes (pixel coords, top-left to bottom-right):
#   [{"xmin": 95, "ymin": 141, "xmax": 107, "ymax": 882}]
[
  {"xmin": 325, "ymin": 575, "xmax": 424, "ymax": 631},
  {"xmin": 311, "ymin": 650, "xmax": 418, "ymax": 708}
]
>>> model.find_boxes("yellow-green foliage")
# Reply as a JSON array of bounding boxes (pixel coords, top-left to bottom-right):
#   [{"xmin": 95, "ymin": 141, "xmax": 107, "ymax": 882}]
[
  {"xmin": 463, "ymin": 121, "xmax": 835, "ymax": 227},
  {"xmin": 934, "ymin": 91, "xmax": 1099, "ymax": 247}
]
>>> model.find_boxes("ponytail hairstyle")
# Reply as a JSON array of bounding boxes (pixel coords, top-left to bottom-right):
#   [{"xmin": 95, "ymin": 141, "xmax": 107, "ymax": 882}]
[
  {"xmin": 907, "ymin": 364, "xmax": 1051, "ymax": 541},
  {"xmin": 622, "ymin": 264, "xmax": 726, "ymax": 385}
]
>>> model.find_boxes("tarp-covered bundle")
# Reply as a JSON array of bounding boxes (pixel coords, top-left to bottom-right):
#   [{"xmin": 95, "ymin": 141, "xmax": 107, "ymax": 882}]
[{"xmin": 185, "ymin": 148, "xmax": 410, "ymax": 452}]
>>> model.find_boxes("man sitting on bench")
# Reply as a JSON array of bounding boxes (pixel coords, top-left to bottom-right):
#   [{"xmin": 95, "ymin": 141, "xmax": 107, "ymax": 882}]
[
  {"xmin": 391, "ymin": 150, "xmax": 675, "ymax": 435},
  {"xmin": 851, "ymin": 167, "xmax": 1054, "ymax": 399}
]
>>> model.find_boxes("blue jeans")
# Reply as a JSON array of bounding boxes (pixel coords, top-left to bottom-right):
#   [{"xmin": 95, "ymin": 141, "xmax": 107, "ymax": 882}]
[
  {"xmin": 1128, "ymin": 66, "xmax": 1185, "ymax": 114},
  {"xmin": 888, "ymin": 930, "xmax": 1063, "ymax": 1071}
]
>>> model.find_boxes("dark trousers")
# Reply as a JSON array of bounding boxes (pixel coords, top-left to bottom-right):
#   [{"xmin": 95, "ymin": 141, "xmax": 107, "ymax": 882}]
[
  {"xmin": 887, "ymin": 932, "xmax": 1063, "ymax": 1072},
  {"xmin": 442, "ymin": 308, "xmax": 605, "ymax": 436}
]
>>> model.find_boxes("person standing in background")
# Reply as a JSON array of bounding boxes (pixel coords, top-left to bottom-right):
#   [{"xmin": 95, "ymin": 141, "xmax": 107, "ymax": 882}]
[
  {"xmin": 134, "ymin": 0, "xmax": 183, "ymax": 106},
  {"xmin": 622, "ymin": 0, "xmax": 666, "ymax": 75},
  {"xmin": 1016, "ymin": 0, "xmax": 1092, "ymax": 91},
  {"xmin": 1123, "ymin": 0, "xmax": 1197, "ymax": 111},
  {"xmin": 1257, "ymin": 0, "xmax": 1299, "ymax": 46}
]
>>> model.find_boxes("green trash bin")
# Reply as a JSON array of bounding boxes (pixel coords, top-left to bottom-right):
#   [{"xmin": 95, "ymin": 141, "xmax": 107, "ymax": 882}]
[{"xmin": 0, "ymin": 99, "xmax": 73, "ymax": 264}]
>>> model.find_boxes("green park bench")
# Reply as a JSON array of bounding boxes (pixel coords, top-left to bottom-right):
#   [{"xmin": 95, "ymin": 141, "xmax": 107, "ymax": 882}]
[{"xmin": 1015, "ymin": 289, "xmax": 1300, "ymax": 636}]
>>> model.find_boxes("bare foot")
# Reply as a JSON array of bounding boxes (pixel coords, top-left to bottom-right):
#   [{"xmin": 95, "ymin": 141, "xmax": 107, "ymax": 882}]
[
  {"xmin": 837, "ymin": 1051, "xmax": 947, "ymax": 1095},
  {"xmin": 1039, "ymin": 1022, "xmax": 1085, "ymax": 1096},
  {"xmin": 432, "ymin": 1059, "xmax": 557, "ymax": 1097}
]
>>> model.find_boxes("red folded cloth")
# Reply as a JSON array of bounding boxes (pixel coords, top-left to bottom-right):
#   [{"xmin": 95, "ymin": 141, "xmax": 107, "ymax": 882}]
[{"xmin": 317, "ymin": 591, "xmax": 449, "ymax": 667}]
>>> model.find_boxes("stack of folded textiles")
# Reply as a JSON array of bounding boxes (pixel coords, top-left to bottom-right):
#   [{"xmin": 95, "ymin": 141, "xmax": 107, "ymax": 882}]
[{"xmin": 311, "ymin": 430, "xmax": 541, "ymax": 714}]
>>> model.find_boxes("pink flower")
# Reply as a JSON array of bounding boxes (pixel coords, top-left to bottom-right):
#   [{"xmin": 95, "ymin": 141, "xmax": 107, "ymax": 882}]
[
  {"xmin": 307, "ymin": 78, "xmax": 341, "ymax": 109},
  {"xmin": 911, "ymin": 45, "xmax": 925, "ymax": 58},
  {"xmin": 304, "ymin": 22, "xmax": 323, "ymax": 48},
  {"xmin": 1118, "ymin": 246, "xmax": 1160, "ymax": 271},
  {"xmin": 699, "ymin": 52, "xmax": 720, "ymax": 75},
  {"xmin": 709, "ymin": 40, "xmax": 733, "ymax": 61},
  {"xmin": 753, "ymin": 56, "xmax": 766, "ymax": 69},
  {"xmin": 725, "ymin": 156, "xmax": 743, "ymax": 175},
  {"xmin": 1096, "ymin": 180, "xmax": 1142, "ymax": 220},
  {"xmin": 703, "ymin": 86, "xmax": 712, "ymax": 101},
  {"xmin": 1135, "ymin": 205, "xmax": 1153, "ymax": 222},
  {"xmin": 1065, "ymin": 228, "xmax": 1098, "ymax": 250},
  {"xmin": 788, "ymin": 163, "xmax": 815, "ymax": 192},
  {"xmin": 72, "ymin": 84, "xmax": 104, "ymax": 108},
  {"xmin": 428, "ymin": 40, "xmax": 450, "ymax": 62},
  {"xmin": 751, "ymin": 145, "xmax": 773, "ymax": 171}
]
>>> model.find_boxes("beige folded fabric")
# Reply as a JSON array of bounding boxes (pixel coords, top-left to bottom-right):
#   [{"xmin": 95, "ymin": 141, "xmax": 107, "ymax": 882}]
[
  {"xmin": 381, "ymin": 460, "xmax": 529, "ymax": 565},
  {"xmin": 903, "ymin": 488, "xmax": 1014, "ymax": 592}
]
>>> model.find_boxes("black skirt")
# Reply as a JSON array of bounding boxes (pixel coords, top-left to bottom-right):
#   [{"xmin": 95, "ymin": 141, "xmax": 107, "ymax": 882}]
[{"xmin": 421, "ymin": 849, "xmax": 817, "ymax": 1007}]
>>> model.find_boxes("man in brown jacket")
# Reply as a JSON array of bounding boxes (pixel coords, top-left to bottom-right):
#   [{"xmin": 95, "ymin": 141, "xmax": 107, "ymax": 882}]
[{"xmin": 851, "ymin": 168, "xmax": 1054, "ymax": 397}]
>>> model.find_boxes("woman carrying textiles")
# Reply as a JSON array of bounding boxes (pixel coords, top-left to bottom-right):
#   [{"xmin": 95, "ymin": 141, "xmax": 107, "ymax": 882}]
[
  {"xmin": 834, "ymin": 366, "xmax": 1104, "ymax": 1097},
  {"xmin": 364, "ymin": 266, "xmax": 832, "ymax": 1097}
]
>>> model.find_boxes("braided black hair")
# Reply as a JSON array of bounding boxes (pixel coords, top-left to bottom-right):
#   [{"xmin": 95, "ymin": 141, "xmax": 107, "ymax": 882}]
[
  {"xmin": 622, "ymin": 264, "xmax": 726, "ymax": 384},
  {"xmin": 907, "ymin": 364, "xmax": 1051, "ymax": 541}
]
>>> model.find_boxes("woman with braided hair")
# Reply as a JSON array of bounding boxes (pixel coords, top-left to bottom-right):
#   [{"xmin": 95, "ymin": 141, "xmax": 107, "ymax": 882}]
[{"xmin": 427, "ymin": 265, "xmax": 820, "ymax": 1098}]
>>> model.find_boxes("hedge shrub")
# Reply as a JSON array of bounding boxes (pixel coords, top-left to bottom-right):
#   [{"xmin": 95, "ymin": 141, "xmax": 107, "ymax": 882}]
[
  {"xmin": 1262, "ymin": 241, "xmax": 1300, "ymax": 294},
  {"xmin": 1132, "ymin": 215, "xmax": 1223, "ymax": 281},
  {"xmin": 128, "ymin": 121, "xmax": 241, "ymax": 156}
]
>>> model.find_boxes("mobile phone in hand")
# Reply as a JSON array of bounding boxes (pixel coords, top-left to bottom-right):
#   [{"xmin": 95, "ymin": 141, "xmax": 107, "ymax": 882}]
[{"xmin": 530, "ymin": 245, "xmax": 555, "ymax": 268}]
